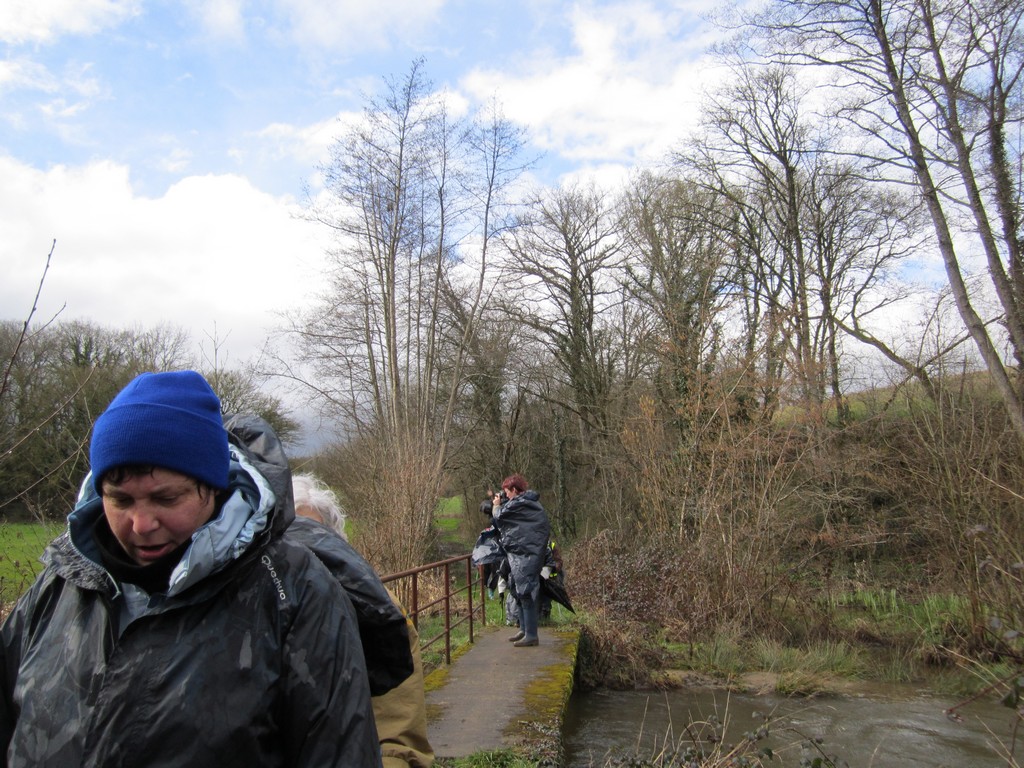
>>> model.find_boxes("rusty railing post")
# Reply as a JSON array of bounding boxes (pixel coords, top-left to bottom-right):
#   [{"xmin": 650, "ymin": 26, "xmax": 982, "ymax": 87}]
[
  {"xmin": 443, "ymin": 561, "xmax": 451, "ymax": 665},
  {"xmin": 480, "ymin": 563, "xmax": 487, "ymax": 627},
  {"xmin": 466, "ymin": 557, "xmax": 475, "ymax": 643},
  {"xmin": 381, "ymin": 553, "xmax": 487, "ymax": 668},
  {"xmin": 411, "ymin": 571, "xmax": 419, "ymax": 630}
]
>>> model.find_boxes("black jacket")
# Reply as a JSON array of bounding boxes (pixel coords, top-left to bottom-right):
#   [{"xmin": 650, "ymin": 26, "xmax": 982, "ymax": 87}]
[
  {"xmin": 286, "ymin": 515, "xmax": 413, "ymax": 696},
  {"xmin": 0, "ymin": 414, "xmax": 382, "ymax": 767},
  {"xmin": 493, "ymin": 490, "xmax": 550, "ymax": 600}
]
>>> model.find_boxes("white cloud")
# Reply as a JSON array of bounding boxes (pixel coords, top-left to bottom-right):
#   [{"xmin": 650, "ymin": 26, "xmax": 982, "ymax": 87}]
[
  {"xmin": 0, "ymin": 0, "xmax": 138, "ymax": 45},
  {"xmin": 155, "ymin": 145, "xmax": 193, "ymax": 174},
  {"xmin": 275, "ymin": 0, "xmax": 448, "ymax": 50},
  {"xmin": 234, "ymin": 109, "xmax": 362, "ymax": 196},
  {"xmin": 252, "ymin": 115, "xmax": 343, "ymax": 169},
  {"xmin": 460, "ymin": 1, "xmax": 731, "ymax": 183},
  {"xmin": 183, "ymin": 0, "xmax": 246, "ymax": 41},
  {"xmin": 0, "ymin": 155, "xmax": 330, "ymax": 365},
  {"xmin": 0, "ymin": 58, "xmax": 57, "ymax": 93},
  {"xmin": 39, "ymin": 97, "xmax": 89, "ymax": 120},
  {"xmin": 1, "ymin": 54, "xmax": 103, "ymax": 131}
]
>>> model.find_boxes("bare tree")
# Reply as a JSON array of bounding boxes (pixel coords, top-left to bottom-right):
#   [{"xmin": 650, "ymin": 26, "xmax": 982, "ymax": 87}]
[
  {"xmin": 432, "ymin": 97, "xmax": 533, "ymax": 486},
  {"xmin": 308, "ymin": 59, "xmax": 439, "ymax": 435},
  {"xmin": 685, "ymin": 63, "xmax": 930, "ymax": 422},
  {"xmin": 501, "ymin": 184, "xmax": 624, "ymax": 443},
  {"xmin": 292, "ymin": 61, "xmax": 528, "ymax": 564},
  {"xmin": 495, "ymin": 184, "xmax": 627, "ymax": 534},
  {"xmin": 803, "ymin": 162, "xmax": 928, "ymax": 414},
  {"xmin": 686, "ymin": 65, "xmax": 822, "ymax": 417},
  {"xmin": 619, "ymin": 172, "xmax": 734, "ymax": 435},
  {"xmin": 752, "ymin": 0, "xmax": 1024, "ymax": 438}
]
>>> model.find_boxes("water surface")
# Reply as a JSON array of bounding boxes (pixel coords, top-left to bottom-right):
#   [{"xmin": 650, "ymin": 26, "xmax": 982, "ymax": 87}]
[{"xmin": 563, "ymin": 685, "xmax": 1019, "ymax": 767}]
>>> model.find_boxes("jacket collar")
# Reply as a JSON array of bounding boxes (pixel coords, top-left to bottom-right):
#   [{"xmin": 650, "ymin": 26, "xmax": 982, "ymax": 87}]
[{"xmin": 63, "ymin": 448, "xmax": 273, "ymax": 596}]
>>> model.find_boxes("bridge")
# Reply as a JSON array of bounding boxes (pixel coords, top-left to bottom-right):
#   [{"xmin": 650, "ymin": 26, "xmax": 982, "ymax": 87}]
[
  {"xmin": 424, "ymin": 623, "xmax": 580, "ymax": 761},
  {"xmin": 383, "ymin": 553, "xmax": 581, "ymax": 761}
]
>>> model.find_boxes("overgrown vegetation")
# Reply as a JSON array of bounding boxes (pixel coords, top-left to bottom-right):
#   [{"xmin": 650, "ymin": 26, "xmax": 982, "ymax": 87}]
[
  {"xmin": 572, "ymin": 705, "xmax": 853, "ymax": 768},
  {"xmin": 4, "ymin": 0, "xmax": 1024, "ymax": 760},
  {"xmin": 434, "ymin": 751, "xmax": 537, "ymax": 768}
]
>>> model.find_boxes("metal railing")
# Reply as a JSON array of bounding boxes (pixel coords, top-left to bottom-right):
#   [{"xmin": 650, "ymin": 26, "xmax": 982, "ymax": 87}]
[{"xmin": 382, "ymin": 553, "xmax": 486, "ymax": 665}]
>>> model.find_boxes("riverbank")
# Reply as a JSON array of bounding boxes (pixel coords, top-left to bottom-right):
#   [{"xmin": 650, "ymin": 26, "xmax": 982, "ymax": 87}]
[
  {"xmin": 563, "ymin": 620, "xmax": 1022, "ymax": 767},
  {"xmin": 569, "ymin": 566, "xmax": 1021, "ymax": 700},
  {"xmin": 561, "ymin": 589, "xmax": 1023, "ymax": 765}
]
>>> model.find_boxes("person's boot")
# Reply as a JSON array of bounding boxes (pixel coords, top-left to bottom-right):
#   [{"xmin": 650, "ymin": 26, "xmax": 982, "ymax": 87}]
[
  {"xmin": 518, "ymin": 594, "xmax": 539, "ymax": 646},
  {"xmin": 508, "ymin": 630, "xmax": 525, "ymax": 642}
]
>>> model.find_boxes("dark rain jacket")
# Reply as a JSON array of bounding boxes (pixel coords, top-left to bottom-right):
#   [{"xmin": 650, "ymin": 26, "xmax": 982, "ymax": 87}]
[
  {"xmin": 0, "ymin": 414, "xmax": 382, "ymax": 768},
  {"xmin": 285, "ymin": 513, "xmax": 433, "ymax": 766},
  {"xmin": 286, "ymin": 515, "xmax": 413, "ymax": 696},
  {"xmin": 492, "ymin": 490, "xmax": 550, "ymax": 600},
  {"xmin": 470, "ymin": 526, "xmax": 503, "ymax": 568}
]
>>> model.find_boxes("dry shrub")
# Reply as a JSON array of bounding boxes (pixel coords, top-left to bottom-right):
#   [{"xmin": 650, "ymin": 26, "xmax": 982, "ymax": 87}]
[
  {"xmin": 617, "ymin": 393, "xmax": 818, "ymax": 624},
  {"xmin": 569, "ymin": 528, "xmax": 775, "ymax": 644},
  {"xmin": 867, "ymin": 383, "xmax": 1024, "ymax": 647},
  {"xmin": 385, "ymin": 569, "xmax": 449, "ymax": 620},
  {"xmin": 578, "ymin": 404, "xmax": 906, "ymax": 650},
  {"xmin": 307, "ymin": 433, "xmax": 441, "ymax": 575},
  {"xmin": 571, "ymin": 530, "xmax": 690, "ymax": 625},
  {"xmin": 618, "ymin": 396, "xmax": 684, "ymax": 536},
  {"xmin": 577, "ymin": 616, "xmax": 668, "ymax": 690}
]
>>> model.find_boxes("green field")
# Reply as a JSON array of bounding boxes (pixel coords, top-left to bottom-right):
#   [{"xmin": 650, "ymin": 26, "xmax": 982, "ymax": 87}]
[
  {"xmin": 434, "ymin": 496, "xmax": 464, "ymax": 541},
  {"xmin": 0, "ymin": 522, "xmax": 64, "ymax": 607}
]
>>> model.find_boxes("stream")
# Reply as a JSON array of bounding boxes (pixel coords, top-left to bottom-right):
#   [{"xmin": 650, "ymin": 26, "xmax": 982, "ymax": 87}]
[{"xmin": 563, "ymin": 683, "xmax": 1020, "ymax": 767}]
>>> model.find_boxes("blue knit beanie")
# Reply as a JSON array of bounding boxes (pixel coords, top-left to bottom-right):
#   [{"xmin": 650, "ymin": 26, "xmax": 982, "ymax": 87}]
[{"xmin": 90, "ymin": 370, "xmax": 230, "ymax": 493}]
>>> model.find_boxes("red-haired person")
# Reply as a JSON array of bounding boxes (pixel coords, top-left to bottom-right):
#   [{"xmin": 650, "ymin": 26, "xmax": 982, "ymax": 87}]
[{"xmin": 491, "ymin": 474, "xmax": 550, "ymax": 647}]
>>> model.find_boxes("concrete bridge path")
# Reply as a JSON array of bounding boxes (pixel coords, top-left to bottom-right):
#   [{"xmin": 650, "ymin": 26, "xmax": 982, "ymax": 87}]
[{"xmin": 424, "ymin": 623, "xmax": 580, "ymax": 759}]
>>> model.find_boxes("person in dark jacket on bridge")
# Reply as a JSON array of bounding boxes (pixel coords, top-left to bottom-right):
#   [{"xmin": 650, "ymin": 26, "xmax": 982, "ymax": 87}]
[
  {"xmin": 539, "ymin": 539, "xmax": 565, "ymax": 620},
  {"xmin": 491, "ymin": 474, "xmax": 550, "ymax": 647},
  {"xmin": 0, "ymin": 370, "xmax": 381, "ymax": 767}
]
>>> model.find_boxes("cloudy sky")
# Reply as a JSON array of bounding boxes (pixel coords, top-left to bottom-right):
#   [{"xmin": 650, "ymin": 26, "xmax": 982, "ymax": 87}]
[{"xmin": 1, "ymin": 0, "xmax": 729, "ymax": 370}]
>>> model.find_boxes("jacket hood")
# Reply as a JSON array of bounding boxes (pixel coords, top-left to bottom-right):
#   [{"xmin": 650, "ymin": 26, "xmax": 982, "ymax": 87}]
[
  {"xmin": 223, "ymin": 413, "xmax": 295, "ymax": 536},
  {"xmin": 287, "ymin": 515, "xmax": 414, "ymax": 696}
]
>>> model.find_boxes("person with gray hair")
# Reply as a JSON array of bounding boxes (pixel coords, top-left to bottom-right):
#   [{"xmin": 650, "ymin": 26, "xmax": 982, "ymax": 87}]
[
  {"xmin": 292, "ymin": 472, "xmax": 347, "ymax": 534},
  {"xmin": 290, "ymin": 473, "xmax": 435, "ymax": 768}
]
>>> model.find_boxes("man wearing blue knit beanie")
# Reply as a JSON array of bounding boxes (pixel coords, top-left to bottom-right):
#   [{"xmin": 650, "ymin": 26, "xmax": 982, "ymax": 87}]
[{"xmin": 0, "ymin": 370, "xmax": 383, "ymax": 767}]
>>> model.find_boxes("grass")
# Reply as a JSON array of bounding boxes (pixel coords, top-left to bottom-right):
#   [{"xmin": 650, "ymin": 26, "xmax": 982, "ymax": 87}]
[
  {"xmin": 435, "ymin": 515, "xmax": 461, "ymax": 536},
  {"xmin": 826, "ymin": 588, "xmax": 975, "ymax": 655},
  {"xmin": 671, "ymin": 632, "xmax": 747, "ymax": 679},
  {"xmin": 434, "ymin": 750, "xmax": 535, "ymax": 767},
  {"xmin": 0, "ymin": 522, "xmax": 63, "ymax": 607},
  {"xmin": 671, "ymin": 634, "xmax": 868, "ymax": 694},
  {"xmin": 752, "ymin": 638, "xmax": 866, "ymax": 678},
  {"xmin": 435, "ymin": 495, "xmax": 464, "ymax": 518},
  {"xmin": 746, "ymin": 638, "xmax": 868, "ymax": 695}
]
